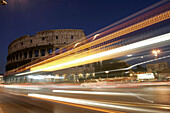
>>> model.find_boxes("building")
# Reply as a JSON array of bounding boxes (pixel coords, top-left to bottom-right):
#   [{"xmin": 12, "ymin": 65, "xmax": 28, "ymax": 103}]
[
  {"xmin": 6, "ymin": 29, "xmax": 86, "ymax": 71},
  {"xmin": 5, "ymin": 29, "xmax": 95, "ymax": 84}
]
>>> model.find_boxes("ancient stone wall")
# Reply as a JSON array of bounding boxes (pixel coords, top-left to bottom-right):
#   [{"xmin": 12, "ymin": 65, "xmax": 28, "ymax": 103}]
[{"xmin": 6, "ymin": 29, "xmax": 86, "ymax": 71}]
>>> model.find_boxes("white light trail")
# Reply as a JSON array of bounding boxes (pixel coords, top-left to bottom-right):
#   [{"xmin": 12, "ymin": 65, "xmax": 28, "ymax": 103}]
[
  {"xmin": 52, "ymin": 90, "xmax": 144, "ymax": 96},
  {"xmin": 28, "ymin": 93, "xmax": 163, "ymax": 113},
  {"xmin": 74, "ymin": 43, "xmax": 80, "ymax": 48},
  {"xmin": 93, "ymin": 34, "xmax": 100, "ymax": 40},
  {"xmin": 27, "ymin": 75, "xmax": 64, "ymax": 79},
  {"xmin": 127, "ymin": 54, "xmax": 132, "ymax": 57},
  {"xmin": 4, "ymin": 85, "xmax": 41, "ymax": 90},
  {"xmin": 15, "ymin": 70, "xmax": 42, "ymax": 76}
]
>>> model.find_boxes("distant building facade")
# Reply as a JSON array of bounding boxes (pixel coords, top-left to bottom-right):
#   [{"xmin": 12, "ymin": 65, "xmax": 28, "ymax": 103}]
[{"xmin": 6, "ymin": 29, "xmax": 86, "ymax": 71}]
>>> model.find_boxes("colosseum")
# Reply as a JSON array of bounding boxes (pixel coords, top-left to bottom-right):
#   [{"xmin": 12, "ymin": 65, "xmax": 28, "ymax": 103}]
[{"xmin": 6, "ymin": 29, "xmax": 86, "ymax": 71}]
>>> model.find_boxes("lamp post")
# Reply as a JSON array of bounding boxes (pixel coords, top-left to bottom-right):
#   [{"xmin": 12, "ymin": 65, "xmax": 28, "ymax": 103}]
[
  {"xmin": 152, "ymin": 50, "xmax": 160, "ymax": 81},
  {"xmin": 105, "ymin": 71, "xmax": 109, "ymax": 79},
  {"xmin": 152, "ymin": 50, "xmax": 160, "ymax": 59}
]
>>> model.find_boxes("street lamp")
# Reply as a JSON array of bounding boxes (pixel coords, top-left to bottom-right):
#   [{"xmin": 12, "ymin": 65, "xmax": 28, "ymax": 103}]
[
  {"xmin": 152, "ymin": 50, "xmax": 160, "ymax": 59},
  {"xmin": 152, "ymin": 49, "xmax": 161, "ymax": 81}
]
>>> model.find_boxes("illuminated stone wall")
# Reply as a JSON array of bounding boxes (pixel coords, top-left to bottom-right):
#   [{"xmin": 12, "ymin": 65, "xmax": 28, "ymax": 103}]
[{"xmin": 6, "ymin": 29, "xmax": 86, "ymax": 71}]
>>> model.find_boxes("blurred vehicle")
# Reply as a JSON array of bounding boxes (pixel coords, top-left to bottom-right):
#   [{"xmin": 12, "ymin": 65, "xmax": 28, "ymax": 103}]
[{"xmin": 81, "ymin": 79, "xmax": 106, "ymax": 87}]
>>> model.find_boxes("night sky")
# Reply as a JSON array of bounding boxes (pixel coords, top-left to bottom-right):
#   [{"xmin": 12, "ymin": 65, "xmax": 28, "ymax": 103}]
[{"xmin": 0, "ymin": 0, "xmax": 160, "ymax": 73}]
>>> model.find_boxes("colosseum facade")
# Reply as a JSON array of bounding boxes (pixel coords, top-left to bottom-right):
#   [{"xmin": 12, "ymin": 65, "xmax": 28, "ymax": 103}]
[{"xmin": 6, "ymin": 29, "xmax": 86, "ymax": 71}]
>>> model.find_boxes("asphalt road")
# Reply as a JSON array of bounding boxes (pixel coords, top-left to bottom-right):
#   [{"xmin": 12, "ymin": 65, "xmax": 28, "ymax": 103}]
[{"xmin": 0, "ymin": 85, "xmax": 170, "ymax": 113}]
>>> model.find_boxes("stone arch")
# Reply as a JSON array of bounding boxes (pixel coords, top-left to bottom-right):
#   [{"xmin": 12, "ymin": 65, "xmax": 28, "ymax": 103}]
[
  {"xmin": 78, "ymin": 73, "xmax": 84, "ymax": 78},
  {"xmin": 62, "ymin": 74, "xmax": 67, "ymax": 78}
]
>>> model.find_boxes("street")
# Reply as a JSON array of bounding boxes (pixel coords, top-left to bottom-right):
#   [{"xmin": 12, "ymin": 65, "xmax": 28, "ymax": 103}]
[{"xmin": 0, "ymin": 85, "xmax": 169, "ymax": 113}]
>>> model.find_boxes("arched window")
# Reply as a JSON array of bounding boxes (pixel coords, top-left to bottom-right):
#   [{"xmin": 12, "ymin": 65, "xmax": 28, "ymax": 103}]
[
  {"xmin": 71, "ymin": 35, "xmax": 74, "ymax": 39},
  {"xmin": 55, "ymin": 47, "xmax": 59, "ymax": 51},
  {"xmin": 24, "ymin": 52, "xmax": 27, "ymax": 59},
  {"xmin": 48, "ymin": 48, "xmax": 52, "ymax": 54},
  {"xmin": 29, "ymin": 51, "xmax": 32, "ymax": 58},
  {"xmin": 42, "ymin": 37, "xmax": 45, "ymax": 41},
  {"xmin": 56, "ymin": 36, "xmax": 58, "ymax": 39},
  {"xmin": 16, "ymin": 54, "xmax": 18, "ymax": 60},
  {"xmin": 41, "ymin": 49, "xmax": 45, "ymax": 56},
  {"xmin": 20, "ymin": 53, "xmax": 22, "ymax": 59},
  {"xmin": 35, "ymin": 50, "xmax": 39, "ymax": 57}
]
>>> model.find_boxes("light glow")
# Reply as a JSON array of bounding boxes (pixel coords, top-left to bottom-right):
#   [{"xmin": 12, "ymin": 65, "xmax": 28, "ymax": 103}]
[
  {"xmin": 127, "ymin": 54, "xmax": 132, "ymax": 57},
  {"xmin": 74, "ymin": 43, "xmax": 80, "ymax": 48},
  {"xmin": 93, "ymin": 34, "xmax": 100, "ymax": 40},
  {"xmin": 52, "ymin": 90, "xmax": 144, "ymax": 96},
  {"xmin": 152, "ymin": 50, "xmax": 160, "ymax": 57},
  {"xmin": 4, "ymin": 85, "xmax": 41, "ymax": 90},
  {"xmin": 28, "ymin": 75, "xmax": 64, "ymax": 79}
]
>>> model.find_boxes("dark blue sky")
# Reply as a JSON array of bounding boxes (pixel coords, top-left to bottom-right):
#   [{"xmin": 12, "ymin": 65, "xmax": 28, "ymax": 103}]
[{"xmin": 0, "ymin": 0, "xmax": 160, "ymax": 73}]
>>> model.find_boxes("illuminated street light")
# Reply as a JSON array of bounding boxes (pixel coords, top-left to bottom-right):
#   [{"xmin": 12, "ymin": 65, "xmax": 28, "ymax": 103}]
[
  {"xmin": 152, "ymin": 49, "xmax": 161, "ymax": 81},
  {"xmin": 152, "ymin": 50, "xmax": 160, "ymax": 59},
  {"xmin": 0, "ymin": 0, "xmax": 7, "ymax": 5}
]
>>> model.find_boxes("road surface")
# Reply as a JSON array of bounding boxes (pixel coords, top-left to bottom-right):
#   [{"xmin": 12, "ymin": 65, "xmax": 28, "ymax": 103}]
[{"xmin": 0, "ymin": 85, "xmax": 169, "ymax": 113}]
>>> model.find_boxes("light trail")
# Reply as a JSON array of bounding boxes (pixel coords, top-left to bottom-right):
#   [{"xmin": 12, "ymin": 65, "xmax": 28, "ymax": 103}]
[
  {"xmin": 28, "ymin": 93, "xmax": 165, "ymax": 113},
  {"xmin": 105, "ymin": 55, "xmax": 170, "ymax": 73},
  {"xmin": 15, "ymin": 32, "xmax": 170, "ymax": 76},
  {"xmin": 34, "ymin": 32, "xmax": 170, "ymax": 71},
  {"xmin": 3, "ymin": 85, "xmax": 41, "ymax": 90},
  {"xmin": 85, "ymin": 0, "xmax": 168, "ymax": 38},
  {"xmin": 52, "ymin": 90, "xmax": 144, "ymax": 96}
]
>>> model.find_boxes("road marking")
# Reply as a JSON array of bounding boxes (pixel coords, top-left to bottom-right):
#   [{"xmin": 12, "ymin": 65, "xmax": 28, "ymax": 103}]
[{"xmin": 128, "ymin": 92, "xmax": 154, "ymax": 103}]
